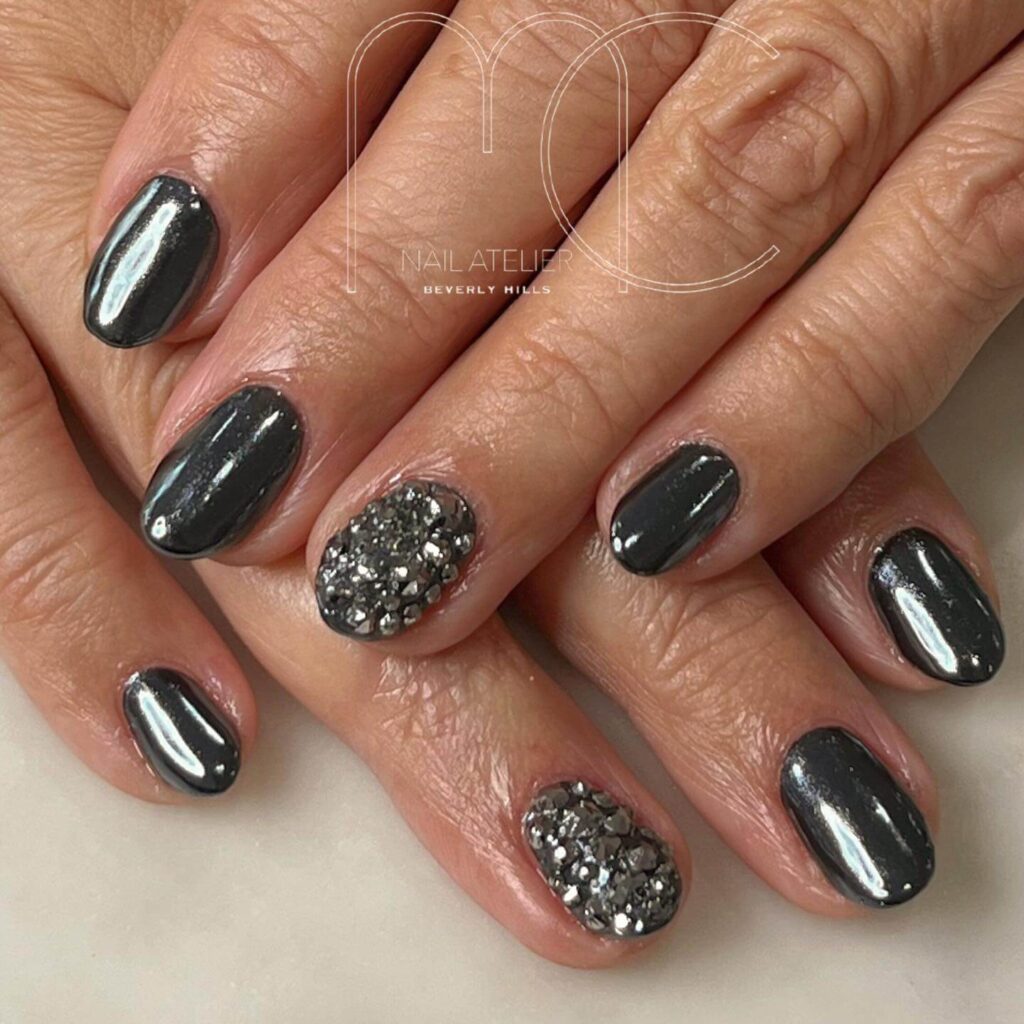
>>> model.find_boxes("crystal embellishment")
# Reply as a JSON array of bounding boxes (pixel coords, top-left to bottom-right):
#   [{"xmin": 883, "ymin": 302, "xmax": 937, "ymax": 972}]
[
  {"xmin": 315, "ymin": 480, "xmax": 476, "ymax": 641},
  {"xmin": 523, "ymin": 780, "xmax": 682, "ymax": 939}
]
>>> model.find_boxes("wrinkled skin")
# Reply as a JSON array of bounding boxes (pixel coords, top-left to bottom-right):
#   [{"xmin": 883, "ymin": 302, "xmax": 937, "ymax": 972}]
[{"xmin": 0, "ymin": 0, "xmax": 1007, "ymax": 967}]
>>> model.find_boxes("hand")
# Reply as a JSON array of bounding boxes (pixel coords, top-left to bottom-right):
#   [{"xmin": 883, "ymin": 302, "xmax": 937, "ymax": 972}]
[
  {"xmin": 83, "ymin": 0, "xmax": 1024, "ymax": 666},
  {"xmin": 0, "ymin": 0, "xmax": 1007, "ymax": 967}
]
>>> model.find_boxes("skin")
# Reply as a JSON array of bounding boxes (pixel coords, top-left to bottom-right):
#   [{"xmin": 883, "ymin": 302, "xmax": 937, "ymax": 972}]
[
  {"xmin": 0, "ymin": 0, "xmax": 1007, "ymax": 965},
  {"xmin": 0, "ymin": 302, "xmax": 255, "ymax": 802},
  {"xmin": 87, "ymin": 0, "xmax": 1024, "ymax": 665}
]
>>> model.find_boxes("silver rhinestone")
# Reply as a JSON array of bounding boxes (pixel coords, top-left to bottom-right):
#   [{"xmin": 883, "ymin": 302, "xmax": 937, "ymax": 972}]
[
  {"xmin": 315, "ymin": 481, "xmax": 476, "ymax": 641},
  {"xmin": 521, "ymin": 781, "xmax": 681, "ymax": 940},
  {"xmin": 378, "ymin": 612, "xmax": 401, "ymax": 636}
]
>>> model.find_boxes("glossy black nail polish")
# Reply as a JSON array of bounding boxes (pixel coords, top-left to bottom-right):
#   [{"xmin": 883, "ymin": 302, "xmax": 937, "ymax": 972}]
[
  {"xmin": 870, "ymin": 528, "xmax": 1005, "ymax": 685},
  {"xmin": 123, "ymin": 668, "xmax": 240, "ymax": 796},
  {"xmin": 781, "ymin": 728, "xmax": 934, "ymax": 908},
  {"xmin": 84, "ymin": 175, "xmax": 219, "ymax": 348},
  {"xmin": 141, "ymin": 386, "xmax": 302, "ymax": 560},
  {"xmin": 610, "ymin": 443, "xmax": 740, "ymax": 576}
]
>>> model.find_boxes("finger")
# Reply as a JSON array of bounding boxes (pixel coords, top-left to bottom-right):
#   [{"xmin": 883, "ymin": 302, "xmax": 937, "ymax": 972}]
[
  {"xmin": 84, "ymin": 0, "xmax": 453, "ymax": 349},
  {"xmin": 0, "ymin": 298, "xmax": 255, "ymax": 801},
  {"xmin": 211, "ymin": 556, "xmax": 692, "ymax": 965},
  {"xmin": 141, "ymin": 2, "xmax": 729, "ymax": 563},
  {"xmin": 770, "ymin": 436, "xmax": 1004, "ymax": 690},
  {"xmin": 306, "ymin": 0, "xmax": 1023, "ymax": 655},
  {"xmin": 3, "ymin": 37, "xmax": 693, "ymax": 964},
  {"xmin": 519, "ymin": 521, "xmax": 938, "ymax": 913},
  {"xmin": 600, "ymin": 39, "xmax": 1024, "ymax": 583}
]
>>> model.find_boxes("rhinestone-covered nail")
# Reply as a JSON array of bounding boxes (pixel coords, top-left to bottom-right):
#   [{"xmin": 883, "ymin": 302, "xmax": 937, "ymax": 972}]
[
  {"xmin": 315, "ymin": 480, "xmax": 476, "ymax": 641},
  {"xmin": 523, "ymin": 780, "xmax": 682, "ymax": 939}
]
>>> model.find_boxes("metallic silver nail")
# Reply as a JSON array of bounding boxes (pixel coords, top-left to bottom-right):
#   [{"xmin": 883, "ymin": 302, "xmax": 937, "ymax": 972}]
[
  {"xmin": 523, "ymin": 780, "xmax": 682, "ymax": 939},
  {"xmin": 141, "ymin": 386, "xmax": 302, "ymax": 560},
  {"xmin": 123, "ymin": 668, "xmax": 240, "ymax": 796},
  {"xmin": 84, "ymin": 176, "xmax": 219, "ymax": 348},
  {"xmin": 870, "ymin": 528, "xmax": 1004, "ymax": 685},
  {"xmin": 781, "ymin": 728, "xmax": 934, "ymax": 907},
  {"xmin": 315, "ymin": 480, "xmax": 476, "ymax": 641}
]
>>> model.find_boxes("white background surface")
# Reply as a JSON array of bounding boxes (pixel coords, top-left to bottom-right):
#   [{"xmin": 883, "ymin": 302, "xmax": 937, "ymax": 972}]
[{"xmin": 1, "ymin": 307, "xmax": 1022, "ymax": 1024}]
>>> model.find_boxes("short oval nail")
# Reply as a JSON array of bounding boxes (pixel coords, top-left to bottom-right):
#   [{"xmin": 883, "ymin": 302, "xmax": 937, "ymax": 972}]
[
  {"xmin": 523, "ymin": 780, "xmax": 682, "ymax": 938},
  {"xmin": 781, "ymin": 728, "xmax": 934, "ymax": 908},
  {"xmin": 610, "ymin": 443, "xmax": 740, "ymax": 576},
  {"xmin": 123, "ymin": 668, "xmax": 240, "ymax": 796},
  {"xmin": 870, "ymin": 528, "xmax": 1005, "ymax": 685},
  {"xmin": 84, "ymin": 175, "xmax": 219, "ymax": 348},
  {"xmin": 142, "ymin": 386, "xmax": 302, "ymax": 560},
  {"xmin": 316, "ymin": 481, "xmax": 476, "ymax": 641}
]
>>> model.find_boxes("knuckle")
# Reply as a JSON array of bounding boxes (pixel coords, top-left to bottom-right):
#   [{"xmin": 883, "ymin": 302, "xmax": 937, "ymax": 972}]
[
  {"xmin": 770, "ymin": 316, "xmax": 919, "ymax": 458},
  {"xmin": 651, "ymin": 12, "xmax": 892, "ymax": 239},
  {"xmin": 196, "ymin": 0, "xmax": 343, "ymax": 114},
  {"xmin": 495, "ymin": 328, "xmax": 642, "ymax": 469},
  {"xmin": 0, "ymin": 0, "xmax": 179, "ymax": 113},
  {"xmin": 293, "ymin": 221, "xmax": 438, "ymax": 375},
  {"xmin": 368, "ymin": 625, "xmax": 527, "ymax": 748},
  {"xmin": 481, "ymin": 0, "xmax": 705, "ymax": 91},
  {"xmin": 626, "ymin": 574, "xmax": 793, "ymax": 722},
  {"xmin": 903, "ymin": 124, "xmax": 1024, "ymax": 309},
  {"xmin": 0, "ymin": 502, "xmax": 120, "ymax": 631}
]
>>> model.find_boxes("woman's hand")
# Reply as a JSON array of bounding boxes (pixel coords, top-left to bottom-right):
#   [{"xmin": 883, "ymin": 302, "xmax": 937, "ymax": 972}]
[
  {"xmin": 83, "ymin": 0, "xmax": 1023, "ymax": 666},
  {"xmin": 0, "ymin": 0, "xmax": 1008, "ymax": 967}
]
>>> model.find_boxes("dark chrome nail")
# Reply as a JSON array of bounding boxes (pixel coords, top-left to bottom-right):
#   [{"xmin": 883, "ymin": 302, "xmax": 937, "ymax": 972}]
[
  {"xmin": 781, "ymin": 728, "xmax": 934, "ymax": 908},
  {"xmin": 610, "ymin": 443, "xmax": 740, "ymax": 576},
  {"xmin": 123, "ymin": 668, "xmax": 240, "ymax": 796},
  {"xmin": 316, "ymin": 481, "xmax": 475, "ymax": 641},
  {"xmin": 523, "ymin": 780, "xmax": 682, "ymax": 938},
  {"xmin": 84, "ymin": 176, "xmax": 219, "ymax": 348},
  {"xmin": 141, "ymin": 386, "xmax": 301, "ymax": 560},
  {"xmin": 870, "ymin": 528, "xmax": 1005, "ymax": 685}
]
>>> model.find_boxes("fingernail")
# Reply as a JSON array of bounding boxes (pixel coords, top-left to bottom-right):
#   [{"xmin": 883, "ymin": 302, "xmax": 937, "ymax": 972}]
[
  {"xmin": 523, "ymin": 780, "xmax": 682, "ymax": 938},
  {"xmin": 84, "ymin": 176, "xmax": 219, "ymax": 348},
  {"xmin": 870, "ymin": 528, "xmax": 1005, "ymax": 685},
  {"xmin": 141, "ymin": 387, "xmax": 302, "ymax": 560},
  {"xmin": 781, "ymin": 728, "xmax": 934, "ymax": 908},
  {"xmin": 123, "ymin": 668, "xmax": 240, "ymax": 796},
  {"xmin": 610, "ymin": 443, "xmax": 740, "ymax": 576},
  {"xmin": 316, "ymin": 481, "xmax": 475, "ymax": 641}
]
